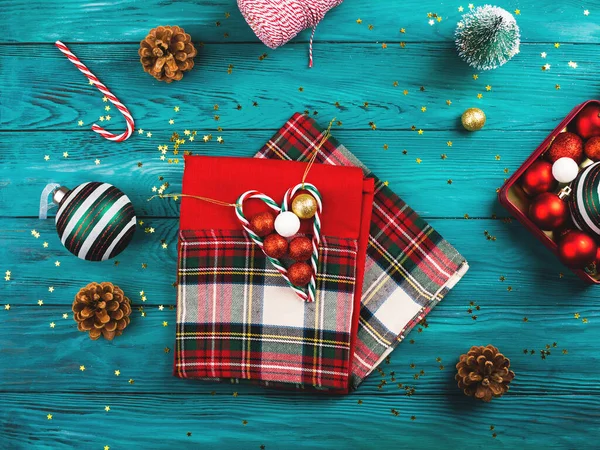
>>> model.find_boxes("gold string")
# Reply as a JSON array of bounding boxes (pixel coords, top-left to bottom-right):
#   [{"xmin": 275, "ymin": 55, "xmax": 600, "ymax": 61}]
[
  {"xmin": 147, "ymin": 193, "xmax": 239, "ymax": 207},
  {"xmin": 148, "ymin": 117, "xmax": 336, "ymax": 207},
  {"xmin": 301, "ymin": 117, "xmax": 336, "ymax": 188}
]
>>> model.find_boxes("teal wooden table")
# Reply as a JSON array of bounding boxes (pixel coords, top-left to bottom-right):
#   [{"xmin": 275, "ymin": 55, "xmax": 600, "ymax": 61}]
[{"xmin": 1, "ymin": 1, "xmax": 599, "ymax": 448}]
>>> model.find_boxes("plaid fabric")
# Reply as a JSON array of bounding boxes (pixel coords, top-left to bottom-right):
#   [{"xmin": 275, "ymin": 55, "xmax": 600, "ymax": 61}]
[
  {"xmin": 256, "ymin": 113, "xmax": 469, "ymax": 389},
  {"xmin": 175, "ymin": 229, "xmax": 359, "ymax": 390}
]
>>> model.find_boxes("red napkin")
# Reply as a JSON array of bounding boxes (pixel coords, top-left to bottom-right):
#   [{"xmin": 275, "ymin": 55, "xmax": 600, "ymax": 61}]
[{"xmin": 175, "ymin": 155, "xmax": 374, "ymax": 392}]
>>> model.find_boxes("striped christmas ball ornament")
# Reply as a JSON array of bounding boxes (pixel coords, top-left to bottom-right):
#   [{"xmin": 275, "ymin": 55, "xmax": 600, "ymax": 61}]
[
  {"xmin": 568, "ymin": 162, "xmax": 600, "ymax": 238},
  {"xmin": 54, "ymin": 182, "xmax": 136, "ymax": 261}
]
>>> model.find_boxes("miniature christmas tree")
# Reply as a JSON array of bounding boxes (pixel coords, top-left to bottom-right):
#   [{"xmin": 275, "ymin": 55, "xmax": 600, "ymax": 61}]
[{"xmin": 455, "ymin": 5, "xmax": 520, "ymax": 70}]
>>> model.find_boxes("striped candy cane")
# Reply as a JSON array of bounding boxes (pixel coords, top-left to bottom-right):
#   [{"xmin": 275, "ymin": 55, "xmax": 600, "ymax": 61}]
[
  {"xmin": 235, "ymin": 190, "xmax": 309, "ymax": 302},
  {"xmin": 54, "ymin": 41, "xmax": 135, "ymax": 142},
  {"xmin": 282, "ymin": 183, "xmax": 323, "ymax": 303}
]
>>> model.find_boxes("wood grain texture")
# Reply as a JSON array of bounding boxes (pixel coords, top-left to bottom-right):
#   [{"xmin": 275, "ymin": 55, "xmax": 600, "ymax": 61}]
[
  {"xmin": 0, "ymin": 218, "xmax": 592, "ymax": 307},
  {"xmin": 2, "ymin": 0, "xmax": 599, "ymax": 43},
  {"xmin": 0, "ymin": 130, "xmax": 546, "ymax": 218},
  {"xmin": 2, "ymin": 393, "xmax": 598, "ymax": 449},
  {"xmin": 1, "ymin": 43, "xmax": 597, "ymax": 132},
  {"xmin": 2, "ymin": 0, "xmax": 600, "ymax": 448}
]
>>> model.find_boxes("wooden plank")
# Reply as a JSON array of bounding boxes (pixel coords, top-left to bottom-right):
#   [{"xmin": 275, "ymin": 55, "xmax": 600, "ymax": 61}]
[
  {"xmin": 1, "ymin": 393, "xmax": 598, "ymax": 449},
  {"xmin": 0, "ymin": 305, "xmax": 595, "ymax": 395},
  {"xmin": 0, "ymin": 218, "xmax": 591, "ymax": 307},
  {"xmin": 0, "ymin": 130, "xmax": 544, "ymax": 218},
  {"xmin": 2, "ymin": 1, "xmax": 599, "ymax": 44},
  {"xmin": 0, "ymin": 43, "xmax": 594, "ymax": 133}
]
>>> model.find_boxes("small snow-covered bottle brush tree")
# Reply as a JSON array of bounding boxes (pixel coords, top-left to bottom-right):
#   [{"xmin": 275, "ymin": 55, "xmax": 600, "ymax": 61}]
[{"xmin": 455, "ymin": 5, "xmax": 520, "ymax": 71}]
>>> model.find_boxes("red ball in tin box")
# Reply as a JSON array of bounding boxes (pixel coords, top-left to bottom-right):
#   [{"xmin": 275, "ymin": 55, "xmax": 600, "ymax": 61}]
[
  {"xmin": 584, "ymin": 136, "xmax": 600, "ymax": 161},
  {"xmin": 528, "ymin": 192, "xmax": 568, "ymax": 231},
  {"xmin": 547, "ymin": 132, "xmax": 583, "ymax": 164},
  {"xmin": 263, "ymin": 233, "xmax": 288, "ymax": 259},
  {"xmin": 572, "ymin": 103, "xmax": 600, "ymax": 140},
  {"xmin": 520, "ymin": 160, "xmax": 556, "ymax": 196}
]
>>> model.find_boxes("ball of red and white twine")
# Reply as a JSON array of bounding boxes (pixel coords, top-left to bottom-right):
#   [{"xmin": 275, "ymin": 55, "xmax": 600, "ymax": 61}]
[
  {"xmin": 237, "ymin": 0, "xmax": 344, "ymax": 67},
  {"xmin": 54, "ymin": 41, "xmax": 134, "ymax": 142}
]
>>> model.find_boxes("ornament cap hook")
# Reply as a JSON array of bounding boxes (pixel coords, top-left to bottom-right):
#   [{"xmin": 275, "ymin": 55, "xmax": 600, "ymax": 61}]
[{"xmin": 52, "ymin": 186, "xmax": 70, "ymax": 205}]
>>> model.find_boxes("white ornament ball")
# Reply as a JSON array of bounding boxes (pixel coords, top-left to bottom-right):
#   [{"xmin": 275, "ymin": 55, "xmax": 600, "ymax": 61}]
[
  {"xmin": 552, "ymin": 157, "xmax": 579, "ymax": 183},
  {"xmin": 274, "ymin": 211, "xmax": 301, "ymax": 237}
]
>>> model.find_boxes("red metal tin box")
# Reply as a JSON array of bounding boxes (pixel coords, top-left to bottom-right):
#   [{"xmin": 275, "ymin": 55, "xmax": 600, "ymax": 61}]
[{"xmin": 498, "ymin": 100, "xmax": 600, "ymax": 284}]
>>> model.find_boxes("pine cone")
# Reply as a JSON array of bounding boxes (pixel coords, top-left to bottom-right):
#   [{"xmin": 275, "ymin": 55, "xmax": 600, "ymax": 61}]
[
  {"xmin": 455, "ymin": 345, "xmax": 515, "ymax": 402},
  {"xmin": 72, "ymin": 282, "xmax": 132, "ymax": 341},
  {"xmin": 139, "ymin": 25, "xmax": 197, "ymax": 83}
]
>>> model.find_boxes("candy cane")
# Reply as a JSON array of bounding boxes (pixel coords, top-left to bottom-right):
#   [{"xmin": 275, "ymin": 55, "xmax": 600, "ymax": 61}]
[
  {"xmin": 282, "ymin": 183, "xmax": 323, "ymax": 303},
  {"xmin": 235, "ymin": 190, "xmax": 310, "ymax": 302},
  {"xmin": 54, "ymin": 41, "xmax": 134, "ymax": 142}
]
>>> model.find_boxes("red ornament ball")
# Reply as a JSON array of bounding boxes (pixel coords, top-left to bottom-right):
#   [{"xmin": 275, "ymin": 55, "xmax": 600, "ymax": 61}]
[
  {"xmin": 263, "ymin": 233, "xmax": 288, "ymax": 259},
  {"xmin": 250, "ymin": 211, "xmax": 275, "ymax": 237},
  {"xmin": 288, "ymin": 236, "xmax": 312, "ymax": 261},
  {"xmin": 520, "ymin": 160, "xmax": 557, "ymax": 196},
  {"xmin": 572, "ymin": 103, "xmax": 600, "ymax": 140},
  {"xmin": 558, "ymin": 230, "xmax": 598, "ymax": 269},
  {"xmin": 287, "ymin": 262, "xmax": 313, "ymax": 286},
  {"xmin": 528, "ymin": 192, "xmax": 568, "ymax": 231},
  {"xmin": 584, "ymin": 136, "xmax": 600, "ymax": 161},
  {"xmin": 547, "ymin": 132, "xmax": 583, "ymax": 164}
]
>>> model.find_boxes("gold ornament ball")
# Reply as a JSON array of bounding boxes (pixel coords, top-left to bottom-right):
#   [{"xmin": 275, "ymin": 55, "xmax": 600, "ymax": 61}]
[
  {"xmin": 291, "ymin": 194, "xmax": 318, "ymax": 219},
  {"xmin": 461, "ymin": 108, "xmax": 486, "ymax": 132}
]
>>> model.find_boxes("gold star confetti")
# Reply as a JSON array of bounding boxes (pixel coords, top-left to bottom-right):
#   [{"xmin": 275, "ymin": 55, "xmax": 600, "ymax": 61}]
[
  {"xmin": 555, "ymin": 84, "xmax": 561, "ymax": 90},
  {"xmin": 77, "ymin": 120, "xmax": 84, "ymax": 126},
  {"xmin": 217, "ymin": 136, "xmax": 224, "ymax": 144},
  {"xmin": 242, "ymin": 420, "xmax": 248, "ymax": 426},
  {"xmin": 356, "ymin": 18, "xmax": 362, "ymax": 24},
  {"xmin": 583, "ymin": 318, "xmax": 589, "ymax": 323},
  {"xmin": 428, "ymin": 19, "xmax": 434, "ymax": 25},
  {"xmin": 62, "ymin": 313, "xmax": 68, "ymax": 319},
  {"xmin": 441, "ymin": 154, "xmax": 447, "ymax": 160},
  {"xmin": 485, "ymin": 85, "xmax": 492, "ymax": 91},
  {"xmin": 472, "ymin": 74, "xmax": 479, "ymax": 80},
  {"xmin": 446, "ymin": 141, "xmax": 453, "ymax": 147},
  {"xmin": 368, "ymin": 24, "xmax": 373, "ymax": 30},
  {"xmin": 141, "ymin": 263, "xmax": 147, "ymax": 269},
  {"xmin": 4, "ymin": 304, "xmax": 10, "ymax": 310},
  {"xmin": 99, "ymin": 116, "xmax": 105, "ymax": 121},
  {"xmin": 105, "ymin": 406, "xmax": 110, "ymax": 412},
  {"xmin": 50, "ymin": 322, "xmax": 56, "ymax": 328},
  {"xmin": 174, "ymin": 106, "xmax": 180, "ymax": 112},
  {"xmin": 542, "ymin": 63, "xmax": 551, "ymax": 71},
  {"xmin": 383, "ymin": 144, "xmax": 388, "ymax": 150},
  {"xmin": 447, "ymin": 179, "xmax": 453, "ymax": 185},
  {"xmin": 104, "ymin": 105, "xmax": 110, "ymax": 112},
  {"xmin": 128, "ymin": 379, "xmax": 134, "ymax": 384},
  {"xmin": 169, "ymin": 119, "xmax": 175, "ymax": 125},
  {"xmin": 104, "ymin": 446, "xmax": 110, "ymax": 450},
  {"xmin": 55, "ymin": 261, "xmax": 60, "ymax": 267},
  {"xmin": 37, "ymin": 300, "xmax": 43, "ymax": 306},
  {"xmin": 31, "ymin": 230, "xmax": 40, "ymax": 238},
  {"xmin": 416, "ymin": 158, "xmax": 422, "ymax": 164},
  {"xmin": 477, "ymin": 93, "xmax": 483, "ymax": 99},
  {"xmin": 105, "ymin": 115, "xmax": 111, "ymax": 121},
  {"xmin": 468, "ymin": 4, "xmax": 474, "ymax": 9},
  {"xmin": 163, "ymin": 321, "xmax": 168, "ymax": 327},
  {"xmin": 446, "ymin": 100, "xmax": 452, "ymax": 106},
  {"xmin": 514, "ymin": 9, "xmax": 521, "ymax": 14},
  {"xmin": 48, "ymin": 286, "xmax": 54, "ymax": 293},
  {"xmin": 102, "ymin": 96, "xmax": 108, "ymax": 102},
  {"xmin": 47, "ymin": 414, "xmax": 53, "ymax": 420},
  {"xmin": 495, "ymin": 155, "xmax": 501, "ymax": 160},
  {"xmin": 115, "ymin": 370, "xmax": 120, "ymax": 376},
  {"xmin": 138, "ymin": 128, "xmax": 144, "ymax": 134},
  {"xmin": 458, "ymin": 6, "xmax": 464, "ymax": 11},
  {"xmin": 43, "ymin": 242, "xmax": 48, "ymax": 248},
  {"xmin": 63, "ymin": 151, "xmax": 69, "ymax": 158},
  {"xmin": 95, "ymin": 159, "xmax": 101, "ymax": 165},
  {"xmin": 44, "ymin": 155, "xmax": 50, "ymax": 161},
  {"xmin": 158, "ymin": 305, "xmax": 164, "ymax": 311},
  {"xmin": 421, "ymin": 106, "xmax": 427, "ymax": 112},
  {"xmin": 147, "ymin": 132, "xmax": 152, "ymax": 138},
  {"xmin": 417, "ymin": 129, "xmax": 423, "ymax": 135},
  {"xmin": 541, "ymin": 52, "xmax": 547, "ymax": 58},
  {"xmin": 403, "ymin": 90, "xmax": 409, "ymax": 95},
  {"xmin": 164, "ymin": 347, "xmax": 171, "ymax": 353},
  {"xmin": 383, "ymin": 181, "xmax": 389, "ymax": 186},
  {"xmin": 568, "ymin": 61, "xmax": 578, "ymax": 69},
  {"xmin": 554, "ymin": 42, "xmax": 560, "ymax": 48},
  {"xmin": 574, "ymin": 312, "xmax": 580, "ymax": 319},
  {"xmin": 584, "ymin": 9, "xmax": 590, "ymax": 16},
  {"xmin": 79, "ymin": 365, "xmax": 86, "ymax": 371}
]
